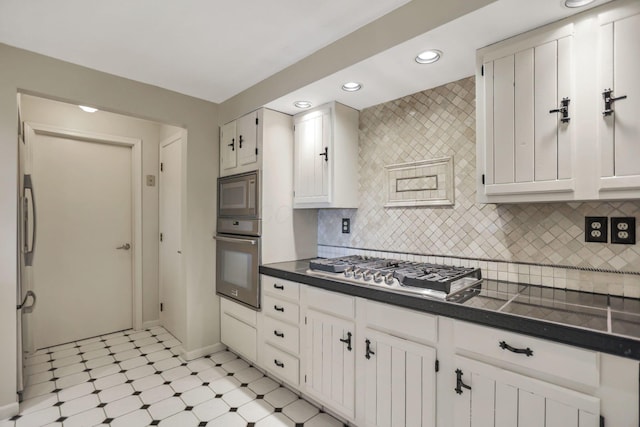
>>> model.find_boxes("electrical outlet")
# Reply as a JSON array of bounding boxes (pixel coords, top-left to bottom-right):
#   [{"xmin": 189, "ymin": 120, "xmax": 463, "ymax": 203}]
[
  {"xmin": 341, "ymin": 218, "xmax": 350, "ymax": 234},
  {"xmin": 611, "ymin": 217, "xmax": 636, "ymax": 244},
  {"xmin": 585, "ymin": 217, "xmax": 608, "ymax": 243}
]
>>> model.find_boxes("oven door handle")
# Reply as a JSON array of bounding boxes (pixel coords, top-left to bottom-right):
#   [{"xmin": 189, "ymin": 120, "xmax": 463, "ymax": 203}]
[{"xmin": 214, "ymin": 235, "xmax": 257, "ymax": 245}]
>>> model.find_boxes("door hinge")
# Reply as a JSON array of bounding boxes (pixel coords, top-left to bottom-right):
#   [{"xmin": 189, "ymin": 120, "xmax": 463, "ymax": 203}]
[
  {"xmin": 160, "ymin": 303, "xmax": 164, "ymax": 312},
  {"xmin": 255, "ymin": 148, "xmax": 258, "ymax": 155},
  {"xmin": 599, "ymin": 415, "xmax": 604, "ymax": 427},
  {"xmin": 160, "ymin": 233, "xmax": 163, "ymax": 242},
  {"xmin": 481, "ymin": 65, "xmax": 484, "ymax": 76},
  {"xmin": 481, "ymin": 174, "xmax": 485, "ymax": 185},
  {"xmin": 160, "ymin": 162, "xmax": 164, "ymax": 172},
  {"xmin": 304, "ymin": 374, "xmax": 307, "ymax": 383},
  {"xmin": 304, "ymin": 316, "xmax": 307, "ymax": 325},
  {"xmin": 255, "ymin": 117, "xmax": 259, "ymax": 125},
  {"xmin": 435, "ymin": 359, "xmax": 439, "ymax": 372}
]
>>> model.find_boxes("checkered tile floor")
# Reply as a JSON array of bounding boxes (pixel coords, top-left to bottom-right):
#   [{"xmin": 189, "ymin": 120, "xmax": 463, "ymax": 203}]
[{"xmin": 1, "ymin": 327, "xmax": 345, "ymax": 427}]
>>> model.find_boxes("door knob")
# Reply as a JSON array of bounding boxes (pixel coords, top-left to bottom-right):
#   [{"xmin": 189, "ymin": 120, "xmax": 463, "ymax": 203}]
[{"xmin": 116, "ymin": 243, "xmax": 131, "ymax": 250}]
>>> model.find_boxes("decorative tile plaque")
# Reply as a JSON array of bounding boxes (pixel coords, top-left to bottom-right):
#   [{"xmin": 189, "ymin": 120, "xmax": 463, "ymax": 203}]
[{"xmin": 384, "ymin": 157, "xmax": 454, "ymax": 207}]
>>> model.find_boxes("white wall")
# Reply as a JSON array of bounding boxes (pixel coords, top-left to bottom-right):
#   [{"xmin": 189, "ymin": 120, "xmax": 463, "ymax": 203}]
[
  {"xmin": 19, "ymin": 95, "xmax": 181, "ymax": 324},
  {"xmin": 0, "ymin": 43, "xmax": 219, "ymax": 415}
]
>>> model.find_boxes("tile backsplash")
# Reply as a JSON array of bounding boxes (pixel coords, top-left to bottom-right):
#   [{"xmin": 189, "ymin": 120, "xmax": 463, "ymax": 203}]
[{"xmin": 317, "ymin": 76, "xmax": 640, "ymax": 296}]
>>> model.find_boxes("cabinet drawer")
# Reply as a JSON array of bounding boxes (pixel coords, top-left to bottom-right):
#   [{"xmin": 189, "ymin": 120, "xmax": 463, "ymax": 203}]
[
  {"xmin": 263, "ymin": 344, "xmax": 299, "ymax": 386},
  {"xmin": 262, "ymin": 276, "xmax": 300, "ymax": 301},
  {"xmin": 263, "ymin": 295, "xmax": 299, "ymax": 325},
  {"xmin": 221, "ymin": 297, "xmax": 257, "ymax": 327},
  {"xmin": 363, "ymin": 300, "xmax": 437, "ymax": 344},
  {"xmin": 306, "ymin": 287, "xmax": 355, "ymax": 319},
  {"xmin": 264, "ymin": 316, "xmax": 299, "ymax": 355},
  {"xmin": 453, "ymin": 321, "xmax": 599, "ymax": 387},
  {"xmin": 221, "ymin": 312, "xmax": 257, "ymax": 363}
]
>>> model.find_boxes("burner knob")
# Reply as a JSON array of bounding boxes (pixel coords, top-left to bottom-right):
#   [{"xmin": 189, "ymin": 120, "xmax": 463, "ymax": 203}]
[
  {"xmin": 363, "ymin": 270, "xmax": 373, "ymax": 281},
  {"xmin": 344, "ymin": 267, "xmax": 354, "ymax": 278},
  {"xmin": 384, "ymin": 273, "xmax": 395, "ymax": 285},
  {"xmin": 373, "ymin": 272, "xmax": 383, "ymax": 283},
  {"xmin": 353, "ymin": 268, "xmax": 363, "ymax": 279}
]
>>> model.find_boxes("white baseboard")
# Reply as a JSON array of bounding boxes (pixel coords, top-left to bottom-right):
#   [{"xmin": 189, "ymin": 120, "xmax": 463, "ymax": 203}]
[
  {"xmin": 0, "ymin": 400, "xmax": 19, "ymax": 420},
  {"xmin": 179, "ymin": 342, "xmax": 226, "ymax": 361},
  {"xmin": 141, "ymin": 320, "xmax": 161, "ymax": 330}
]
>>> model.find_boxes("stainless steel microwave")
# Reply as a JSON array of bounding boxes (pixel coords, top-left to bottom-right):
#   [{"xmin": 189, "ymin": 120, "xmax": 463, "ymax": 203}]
[{"xmin": 218, "ymin": 170, "xmax": 259, "ymax": 219}]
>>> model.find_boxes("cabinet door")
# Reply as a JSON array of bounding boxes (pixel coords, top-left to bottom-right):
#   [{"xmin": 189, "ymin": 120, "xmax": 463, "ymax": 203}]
[
  {"xmin": 482, "ymin": 29, "xmax": 574, "ymax": 200},
  {"xmin": 237, "ymin": 111, "xmax": 258, "ymax": 167},
  {"xmin": 453, "ymin": 356, "xmax": 600, "ymax": 427},
  {"xmin": 294, "ymin": 108, "xmax": 330, "ymax": 205},
  {"xmin": 598, "ymin": 8, "xmax": 640, "ymax": 194},
  {"xmin": 304, "ymin": 308, "xmax": 355, "ymax": 419},
  {"xmin": 363, "ymin": 329, "xmax": 436, "ymax": 427},
  {"xmin": 220, "ymin": 121, "xmax": 237, "ymax": 174}
]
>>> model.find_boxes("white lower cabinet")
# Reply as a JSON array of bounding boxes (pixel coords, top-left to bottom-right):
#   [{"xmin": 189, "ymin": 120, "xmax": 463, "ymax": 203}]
[
  {"xmin": 220, "ymin": 298, "xmax": 257, "ymax": 363},
  {"xmin": 452, "ymin": 355, "xmax": 600, "ymax": 427},
  {"xmin": 304, "ymin": 289, "xmax": 356, "ymax": 419},
  {"xmin": 249, "ymin": 277, "xmax": 638, "ymax": 426},
  {"xmin": 362, "ymin": 328, "xmax": 436, "ymax": 427}
]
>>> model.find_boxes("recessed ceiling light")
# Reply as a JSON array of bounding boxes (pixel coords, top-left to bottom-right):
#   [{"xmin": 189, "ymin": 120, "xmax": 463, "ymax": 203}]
[
  {"xmin": 78, "ymin": 105, "xmax": 98, "ymax": 113},
  {"xmin": 415, "ymin": 50, "xmax": 442, "ymax": 64},
  {"xmin": 564, "ymin": 0, "xmax": 595, "ymax": 7},
  {"xmin": 294, "ymin": 101, "xmax": 312, "ymax": 109},
  {"xmin": 342, "ymin": 82, "xmax": 362, "ymax": 92}
]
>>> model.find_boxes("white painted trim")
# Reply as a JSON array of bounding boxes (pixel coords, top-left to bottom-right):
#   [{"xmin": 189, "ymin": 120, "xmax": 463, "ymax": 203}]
[
  {"xmin": 142, "ymin": 320, "xmax": 161, "ymax": 329},
  {"xmin": 179, "ymin": 342, "xmax": 227, "ymax": 361},
  {"xmin": 24, "ymin": 122, "xmax": 144, "ymax": 332},
  {"xmin": 0, "ymin": 401, "xmax": 19, "ymax": 420}
]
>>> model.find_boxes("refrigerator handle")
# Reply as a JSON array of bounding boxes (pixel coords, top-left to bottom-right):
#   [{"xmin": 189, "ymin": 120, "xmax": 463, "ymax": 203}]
[
  {"xmin": 24, "ymin": 174, "xmax": 36, "ymax": 266},
  {"xmin": 17, "ymin": 290, "xmax": 36, "ymax": 314}
]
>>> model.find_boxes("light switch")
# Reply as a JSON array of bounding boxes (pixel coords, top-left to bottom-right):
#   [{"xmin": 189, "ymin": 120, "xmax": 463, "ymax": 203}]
[{"xmin": 146, "ymin": 175, "xmax": 156, "ymax": 186}]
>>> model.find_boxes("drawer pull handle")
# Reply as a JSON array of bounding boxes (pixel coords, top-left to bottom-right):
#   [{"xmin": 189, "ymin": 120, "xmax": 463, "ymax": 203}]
[
  {"xmin": 273, "ymin": 284, "xmax": 284, "ymax": 290},
  {"xmin": 274, "ymin": 359, "xmax": 284, "ymax": 368},
  {"xmin": 273, "ymin": 330, "xmax": 284, "ymax": 338},
  {"xmin": 499, "ymin": 340, "xmax": 533, "ymax": 357},
  {"xmin": 339, "ymin": 332, "xmax": 352, "ymax": 351},
  {"xmin": 273, "ymin": 305, "xmax": 284, "ymax": 312},
  {"xmin": 455, "ymin": 369, "xmax": 472, "ymax": 395},
  {"xmin": 365, "ymin": 339, "xmax": 375, "ymax": 359}
]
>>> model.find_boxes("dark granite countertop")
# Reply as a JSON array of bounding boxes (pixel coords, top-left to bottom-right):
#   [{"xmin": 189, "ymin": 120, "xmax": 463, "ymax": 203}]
[{"xmin": 260, "ymin": 259, "xmax": 640, "ymax": 361}]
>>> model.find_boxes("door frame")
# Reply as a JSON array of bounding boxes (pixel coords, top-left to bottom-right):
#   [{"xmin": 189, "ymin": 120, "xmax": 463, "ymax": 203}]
[{"xmin": 24, "ymin": 121, "xmax": 143, "ymax": 331}]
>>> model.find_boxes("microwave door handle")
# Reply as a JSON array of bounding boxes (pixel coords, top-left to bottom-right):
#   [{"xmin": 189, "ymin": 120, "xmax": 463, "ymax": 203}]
[{"xmin": 214, "ymin": 236, "xmax": 257, "ymax": 245}]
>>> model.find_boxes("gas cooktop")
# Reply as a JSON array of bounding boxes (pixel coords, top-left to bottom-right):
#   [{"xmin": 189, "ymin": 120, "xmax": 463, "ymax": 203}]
[{"xmin": 307, "ymin": 255, "xmax": 482, "ymax": 303}]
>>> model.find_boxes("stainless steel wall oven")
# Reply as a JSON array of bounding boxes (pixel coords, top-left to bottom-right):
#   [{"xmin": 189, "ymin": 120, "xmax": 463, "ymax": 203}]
[{"xmin": 215, "ymin": 171, "xmax": 261, "ymax": 309}]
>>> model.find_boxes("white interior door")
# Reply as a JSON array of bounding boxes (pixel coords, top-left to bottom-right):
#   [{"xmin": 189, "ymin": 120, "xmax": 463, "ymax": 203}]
[
  {"xmin": 159, "ymin": 134, "xmax": 184, "ymax": 343},
  {"xmin": 26, "ymin": 125, "xmax": 134, "ymax": 350}
]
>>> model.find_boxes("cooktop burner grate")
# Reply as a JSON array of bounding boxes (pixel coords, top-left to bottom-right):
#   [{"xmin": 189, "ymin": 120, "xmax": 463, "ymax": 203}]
[{"xmin": 309, "ymin": 255, "xmax": 482, "ymax": 294}]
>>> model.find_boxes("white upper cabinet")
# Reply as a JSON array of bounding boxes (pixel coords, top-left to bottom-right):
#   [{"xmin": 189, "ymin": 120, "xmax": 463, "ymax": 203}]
[
  {"xmin": 598, "ymin": 4, "xmax": 640, "ymax": 197},
  {"xmin": 477, "ymin": 0, "xmax": 640, "ymax": 203},
  {"xmin": 220, "ymin": 110, "xmax": 258, "ymax": 177},
  {"xmin": 293, "ymin": 102, "xmax": 359, "ymax": 208},
  {"xmin": 478, "ymin": 24, "xmax": 575, "ymax": 203}
]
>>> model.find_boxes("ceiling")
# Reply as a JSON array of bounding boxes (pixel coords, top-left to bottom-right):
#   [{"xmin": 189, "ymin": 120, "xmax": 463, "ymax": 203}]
[
  {"xmin": 1, "ymin": 0, "xmax": 611, "ymax": 115},
  {"xmin": 0, "ymin": 0, "xmax": 411, "ymax": 103}
]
